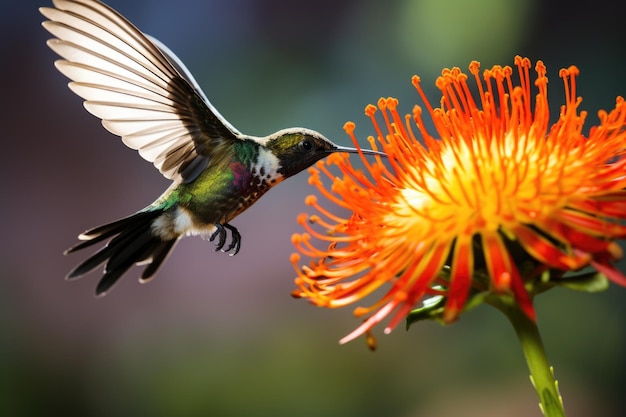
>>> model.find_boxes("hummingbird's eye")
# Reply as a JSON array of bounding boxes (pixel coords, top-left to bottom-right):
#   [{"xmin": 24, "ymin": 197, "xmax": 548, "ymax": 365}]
[{"xmin": 301, "ymin": 140, "xmax": 313, "ymax": 151}]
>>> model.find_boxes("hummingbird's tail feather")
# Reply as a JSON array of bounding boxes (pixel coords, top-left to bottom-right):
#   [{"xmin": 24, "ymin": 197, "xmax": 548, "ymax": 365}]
[{"xmin": 65, "ymin": 210, "xmax": 178, "ymax": 296}]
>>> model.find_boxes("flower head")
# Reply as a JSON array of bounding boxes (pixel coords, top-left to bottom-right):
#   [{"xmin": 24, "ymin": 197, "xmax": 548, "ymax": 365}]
[{"xmin": 291, "ymin": 56, "xmax": 626, "ymax": 345}]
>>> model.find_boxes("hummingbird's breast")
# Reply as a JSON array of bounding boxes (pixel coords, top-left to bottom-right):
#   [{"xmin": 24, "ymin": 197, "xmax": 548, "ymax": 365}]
[
  {"xmin": 170, "ymin": 145, "xmax": 285, "ymax": 230},
  {"xmin": 226, "ymin": 147, "xmax": 285, "ymax": 218}
]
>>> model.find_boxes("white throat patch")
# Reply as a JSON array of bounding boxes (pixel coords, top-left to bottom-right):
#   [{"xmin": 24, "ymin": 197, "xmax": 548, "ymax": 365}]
[{"xmin": 252, "ymin": 147, "xmax": 282, "ymax": 183}]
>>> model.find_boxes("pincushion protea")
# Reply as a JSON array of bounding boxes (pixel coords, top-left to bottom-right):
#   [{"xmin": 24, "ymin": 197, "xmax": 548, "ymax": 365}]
[{"xmin": 291, "ymin": 56, "xmax": 626, "ymax": 345}]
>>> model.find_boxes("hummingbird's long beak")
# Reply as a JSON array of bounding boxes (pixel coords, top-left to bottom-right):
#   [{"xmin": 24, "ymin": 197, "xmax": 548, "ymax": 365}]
[{"xmin": 334, "ymin": 145, "xmax": 387, "ymax": 157}]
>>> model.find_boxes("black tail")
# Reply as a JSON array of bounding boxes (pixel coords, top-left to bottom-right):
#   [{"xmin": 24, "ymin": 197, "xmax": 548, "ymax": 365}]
[{"xmin": 65, "ymin": 210, "xmax": 178, "ymax": 295}]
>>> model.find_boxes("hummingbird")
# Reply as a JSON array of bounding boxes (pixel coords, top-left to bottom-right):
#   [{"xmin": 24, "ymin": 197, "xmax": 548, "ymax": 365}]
[{"xmin": 40, "ymin": 0, "xmax": 384, "ymax": 295}]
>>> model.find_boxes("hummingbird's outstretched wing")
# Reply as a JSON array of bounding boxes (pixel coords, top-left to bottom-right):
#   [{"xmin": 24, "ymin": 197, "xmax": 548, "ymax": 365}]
[{"xmin": 40, "ymin": 0, "xmax": 242, "ymax": 183}]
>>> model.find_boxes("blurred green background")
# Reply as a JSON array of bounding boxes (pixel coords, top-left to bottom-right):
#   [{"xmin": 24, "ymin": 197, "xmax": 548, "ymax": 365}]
[{"xmin": 2, "ymin": 0, "xmax": 625, "ymax": 416}]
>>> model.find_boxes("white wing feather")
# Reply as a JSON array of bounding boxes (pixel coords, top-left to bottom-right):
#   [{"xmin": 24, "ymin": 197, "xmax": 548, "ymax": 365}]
[{"xmin": 40, "ymin": 0, "xmax": 241, "ymax": 182}]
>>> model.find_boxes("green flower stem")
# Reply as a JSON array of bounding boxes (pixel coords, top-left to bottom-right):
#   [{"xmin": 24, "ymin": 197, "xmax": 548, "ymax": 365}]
[{"xmin": 489, "ymin": 299, "xmax": 566, "ymax": 417}]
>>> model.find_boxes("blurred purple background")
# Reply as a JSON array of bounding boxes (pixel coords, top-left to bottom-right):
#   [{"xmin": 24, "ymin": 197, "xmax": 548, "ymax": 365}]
[{"xmin": 2, "ymin": 0, "xmax": 625, "ymax": 416}]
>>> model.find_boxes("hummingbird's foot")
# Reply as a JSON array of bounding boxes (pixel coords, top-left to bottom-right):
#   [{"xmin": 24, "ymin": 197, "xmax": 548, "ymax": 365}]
[
  {"xmin": 210, "ymin": 224, "xmax": 227, "ymax": 251},
  {"xmin": 223, "ymin": 223, "xmax": 241, "ymax": 255},
  {"xmin": 210, "ymin": 223, "xmax": 241, "ymax": 255}
]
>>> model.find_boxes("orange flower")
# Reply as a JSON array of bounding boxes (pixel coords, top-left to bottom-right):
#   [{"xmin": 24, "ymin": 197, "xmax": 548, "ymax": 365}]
[{"xmin": 291, "ymin": 56, "xmax": 626, "ymax": 345}]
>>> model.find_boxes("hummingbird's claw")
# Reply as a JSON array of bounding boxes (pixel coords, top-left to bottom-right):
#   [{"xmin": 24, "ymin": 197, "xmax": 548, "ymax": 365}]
[
  {"xmin": 223, "ymin": 223, "xmax": 241, "ymax": 256},
  {"xmin": 210, "ymin": 223, "xmax": 241, "ymax": 255},
  {"xmin": 210, "ymin": 223, "xmax": 227, "ymax": 251}
]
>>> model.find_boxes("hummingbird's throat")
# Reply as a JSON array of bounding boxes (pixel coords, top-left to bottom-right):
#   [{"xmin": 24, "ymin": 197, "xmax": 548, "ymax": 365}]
[{"xmin": 252, "ymin": 147, "xmax": 282, "ymax": 183}]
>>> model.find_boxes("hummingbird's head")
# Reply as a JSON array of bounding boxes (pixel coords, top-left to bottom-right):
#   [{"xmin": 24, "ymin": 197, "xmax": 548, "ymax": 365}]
[{"xmin": 264, "ymin": 128, "xmax": 383, "ymax": 179}]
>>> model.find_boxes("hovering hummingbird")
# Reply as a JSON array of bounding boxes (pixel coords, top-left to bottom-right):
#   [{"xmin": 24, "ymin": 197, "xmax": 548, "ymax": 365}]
[{"xmin": 40, "ymin": 0, "xmax": 383, "ymax": 295}]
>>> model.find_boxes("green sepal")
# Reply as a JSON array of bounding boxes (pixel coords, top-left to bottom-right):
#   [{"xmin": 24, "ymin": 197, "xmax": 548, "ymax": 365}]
[
  {"xmin": 405, "ymin": 267, "xmax": 608, "ymax": 332},
  {"xmin": 405, "ymin": 296, "xmax": 446, "ymax": 330},
  {"xmin": 550, "ymin": 271, "xmax": 609, "ymax": 293},
  {"xmin": 405, "ymin": 291, "xmax": 490, "ymax": 330}
]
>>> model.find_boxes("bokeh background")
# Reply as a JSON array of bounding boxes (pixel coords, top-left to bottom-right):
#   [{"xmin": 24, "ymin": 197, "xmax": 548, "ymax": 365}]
[{"xmin": 2, "ymin": 0, "xmax": 625, "ymax": 416}]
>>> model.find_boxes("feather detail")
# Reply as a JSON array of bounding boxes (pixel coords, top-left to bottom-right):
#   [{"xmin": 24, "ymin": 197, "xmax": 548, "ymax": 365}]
[{"xmin": 40, "ymin": 0, "xmax": 242, "ymax": 183}]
